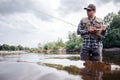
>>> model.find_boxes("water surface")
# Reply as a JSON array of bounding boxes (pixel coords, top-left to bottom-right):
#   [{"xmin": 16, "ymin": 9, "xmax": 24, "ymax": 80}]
[{"xmin": 0, "ymin": 53, "xmax": 120, "ymax": 80}]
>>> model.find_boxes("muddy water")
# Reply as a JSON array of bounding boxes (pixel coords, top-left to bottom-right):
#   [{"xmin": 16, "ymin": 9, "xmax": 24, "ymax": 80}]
[{"xmin": 0, "ymin": 53, "xmax": 120, "ymax": 80}]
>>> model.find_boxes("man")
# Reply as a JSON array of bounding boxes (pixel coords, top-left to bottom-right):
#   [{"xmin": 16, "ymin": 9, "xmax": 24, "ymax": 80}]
[{"xmin": 77, "ymin": 4, "xmax": 107, "ymax": 62}]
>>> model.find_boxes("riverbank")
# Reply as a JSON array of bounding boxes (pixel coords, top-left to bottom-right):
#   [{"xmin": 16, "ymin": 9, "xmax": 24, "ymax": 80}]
[
  {"xmin": 29, "ymin": 48, "xmax": 66, "ymax": 54},
  {"xmin": 0, "ymin": 50, "xmax": 27, "ymax": 54},
  {"xmin": 103, "ymin": 48, "xmax": 120, "ymax": 53},
  {"xmin": 0, "ymin": 47, "xmax": 120, "ymax": 54},
  {"xmin": 66, "ymin": 48, "xmax": 120, "ymax": 54}
]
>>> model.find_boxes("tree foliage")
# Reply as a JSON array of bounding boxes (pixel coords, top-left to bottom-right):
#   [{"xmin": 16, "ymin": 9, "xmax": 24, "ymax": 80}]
[
  {"xmin": 103, "ymin": 12, "xmax": 115, "ymax": 26},
  {"xmin": 65, "ymin": 31, "xmax": 83, "ymax": 50},
  {"xmin": 43, "ymin": 38, "xmax": 65, "ymax": 50},
  {"xmin": 0, "ymin": 44, "xmax": 29, "ymax": 51},
  {"xmin": 40, "ymin": 32, "xmax": 83, "ymax": 50},
  {"xmin": 103, "ymin": 12, "xmax": 120, "ymax": 48}
]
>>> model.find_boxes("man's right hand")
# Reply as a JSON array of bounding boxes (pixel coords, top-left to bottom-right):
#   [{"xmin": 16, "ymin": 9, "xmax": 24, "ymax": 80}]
[{"xmin": 88, "ymin": 27, "xmax": 95, "ymax": 33}]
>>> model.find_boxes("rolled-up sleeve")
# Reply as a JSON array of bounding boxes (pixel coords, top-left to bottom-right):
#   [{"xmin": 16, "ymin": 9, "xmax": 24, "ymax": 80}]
[{"xmin": 77, "ymin": 20, "xmax": 89, "ymax": 35}]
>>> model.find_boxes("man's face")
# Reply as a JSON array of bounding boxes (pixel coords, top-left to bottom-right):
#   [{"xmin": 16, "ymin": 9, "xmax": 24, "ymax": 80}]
[{"xmin": 86, "ymin": 9, "xmax": 96, "ymax": 18}]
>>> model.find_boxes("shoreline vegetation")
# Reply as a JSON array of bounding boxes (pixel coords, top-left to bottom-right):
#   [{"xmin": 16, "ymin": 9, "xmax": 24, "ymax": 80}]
[
  {"xmin": 0, "ymin": 48, "xmax": 120, "ymax": 54},
  {"xmin": 29, "ymin": 47, "xmax": 120, "ymax": 54}
]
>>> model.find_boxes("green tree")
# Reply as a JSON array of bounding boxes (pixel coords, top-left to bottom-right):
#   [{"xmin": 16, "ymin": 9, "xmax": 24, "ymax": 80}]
[
  {"xmin": 1, "ymin": 44, "xmax": 10, "ymax": 50},
  {"xmin": 103, "ymin": 12, "xmax": 115, "ymax": 26},
  {"xmin": 43, "ymin": 44, "xmax": 49, "ymax": 50},
  {"xmin": 43, "ymin": 42, "xmax": 56, "ymax": 50},
  {"xmin": 10, "ymin": 46, "xmax": 18, "ymax": 51},
  {"xmin": 17, "ymin": 45, "xmax": 24, "ymax": 50},
  {"xmin": 54, "ymin": 38, "xmax": 65, "ymax": 49},
  {"xmin": 66, "ymin": 31, "xmax": 83, "ymax": 50},
  {"xmin": 103, "ymin": 12, "xmax": 120, "ymax": 48},
  {"xmin": 42, "ymin": 38, "xmax": 65, "ymax": 50},
  {"xmin": 0, "ymin": 45, "xmax": 2, "ymax": 50},
  {"xmin": 0, "ymin": 44, "xmax": 29, "ymax": 51}
]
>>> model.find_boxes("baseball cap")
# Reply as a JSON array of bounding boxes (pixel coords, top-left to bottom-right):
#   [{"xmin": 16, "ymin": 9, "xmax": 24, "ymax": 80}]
[{"xmin": 84, "ymin": 4, "xmax": 96, "ymax": 10}]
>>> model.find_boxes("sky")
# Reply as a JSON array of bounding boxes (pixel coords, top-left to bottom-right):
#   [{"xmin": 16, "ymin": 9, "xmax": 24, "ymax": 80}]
[{"xmin": 0, "ymin": 0, "xmax": 119, "ymax": 48}]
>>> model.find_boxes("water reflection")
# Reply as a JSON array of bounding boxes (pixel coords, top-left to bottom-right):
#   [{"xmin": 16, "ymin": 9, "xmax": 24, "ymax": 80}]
[
  {"xmin": 103, "ymin": 52, "xmax": 120, "ymax": 65},
  {"xmin": 103, "ymin": 71, "xmax": 120, "ymax": 80},
  {"xmin": 80, "ymin": 68, "xmax": 103, "ymax": 80},
  {"xmin": 42, "ymin": 63, "xmax": 81, "ymax": 75},
  {"xmin": 80, "ymin": 61, "xmax": 120, "ymax": 80},
  {"xmin": 79, "ymin": 49, "xmax": 120, "ymax": 80},
  {"xmin": 0, "ymin": 53, "xmax": 120, "ymax": 80},
  {"xmin": 80, "ymin": 61, "xmax": 106, "ymax": 80}
]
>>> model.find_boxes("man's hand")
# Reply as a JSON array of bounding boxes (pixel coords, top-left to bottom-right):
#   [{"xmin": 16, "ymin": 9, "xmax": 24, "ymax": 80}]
[
  {"xmin": 88, "ymin": 27, "xmax": 95, "ymax": 33},
  {"xmin": 88, "ymin": 25, "xmax": 107, "ymax": 36},
  {"xmin": 101, "ymin": 25, "xmax": 107, "ymax": 31},
  {"xmin": 94, "ymin": 25, "xmax": 107, "ymax": 31}
]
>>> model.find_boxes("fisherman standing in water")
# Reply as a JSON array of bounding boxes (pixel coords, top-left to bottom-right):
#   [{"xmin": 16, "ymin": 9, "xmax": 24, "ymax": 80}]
[{"xmin": 77, "ymin": 4, "xmax": 107, "ymax": 62}]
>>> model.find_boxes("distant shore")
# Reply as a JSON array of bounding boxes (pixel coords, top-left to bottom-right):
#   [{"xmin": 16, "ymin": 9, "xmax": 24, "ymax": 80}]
[
  {"xmin": 103, "ymin": 48, "xmax": 120, "ymax": 54},
  {"xmin": 0, "ymin": 50, "xmax": 27, "ymax": 54},
  {"xmin": 0, "ymin": 48, "xmax": 120, "ymax": 54},
  {"xmin": 103, "ymin": 48, "xmax": 120, "ymax": 52}
]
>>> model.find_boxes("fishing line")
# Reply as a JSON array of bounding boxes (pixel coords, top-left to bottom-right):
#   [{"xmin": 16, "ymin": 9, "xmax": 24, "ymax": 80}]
[{"xmin": 36, "ymin": 10, "xmax": 77, "ymax": 27}]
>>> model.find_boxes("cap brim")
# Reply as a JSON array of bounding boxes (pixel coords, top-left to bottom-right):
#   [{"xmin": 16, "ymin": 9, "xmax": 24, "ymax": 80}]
[{"xmin": 84, "ymin": 8, "xmax": 92, "ymax": 10}]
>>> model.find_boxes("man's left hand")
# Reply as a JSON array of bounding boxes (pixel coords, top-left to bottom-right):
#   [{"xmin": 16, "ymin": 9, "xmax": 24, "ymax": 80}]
[{"xmin": 101, "ymin": 25, "xmax": 107, "ymax": 31}]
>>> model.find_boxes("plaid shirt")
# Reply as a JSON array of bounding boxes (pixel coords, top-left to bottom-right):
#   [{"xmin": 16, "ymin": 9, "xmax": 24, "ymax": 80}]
[
  {"xmin": 77, "ymin": 18, "xmax": 104, "ymax": 48},
  {"xmin": 77, "ymin": 27, "xmax": 103, "ymax": 48},
  {"xmin": 83, "ymin": 38, "xmax": 102, "ymax": 48}
]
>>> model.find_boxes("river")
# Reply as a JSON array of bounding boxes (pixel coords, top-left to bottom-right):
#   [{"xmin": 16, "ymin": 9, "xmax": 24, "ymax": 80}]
[{"xmin": 0, "ymin": 53, "xmax": 120, "ymax": 80}]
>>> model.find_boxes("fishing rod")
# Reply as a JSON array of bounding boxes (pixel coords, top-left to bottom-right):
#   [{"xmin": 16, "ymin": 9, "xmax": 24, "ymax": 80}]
[
  {"xmin": 36, "ymin": 10, "xmax": 105, "ymax": 31},
  {"xmin": 36, "ymin": 10, "xmax": 77, "ymax": 27}
]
